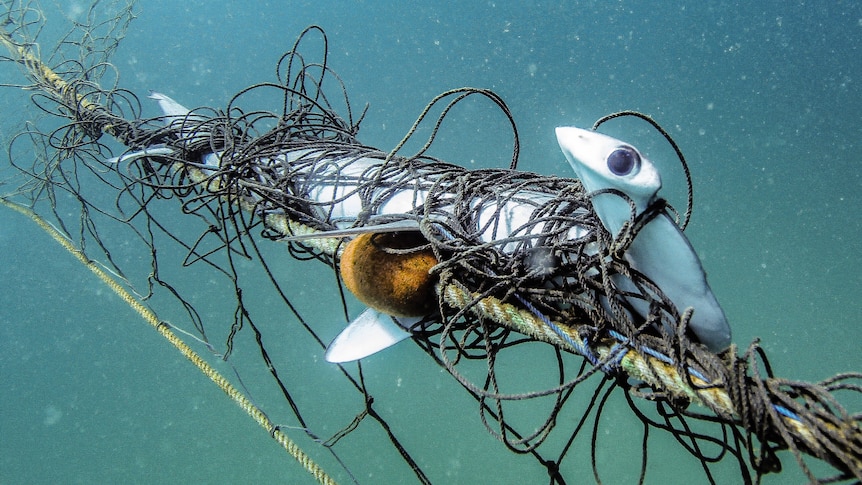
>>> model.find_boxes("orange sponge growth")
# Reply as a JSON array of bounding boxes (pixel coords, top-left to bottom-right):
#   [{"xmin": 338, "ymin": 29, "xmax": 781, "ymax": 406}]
[{"xmin": 340, "ymin": 231, "xmax": 438, "ymax": 317}]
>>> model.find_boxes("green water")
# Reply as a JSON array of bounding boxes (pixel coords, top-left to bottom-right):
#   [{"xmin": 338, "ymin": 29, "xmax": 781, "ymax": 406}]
[{"xmin": 1, "ymin": 1, "xmax": 860, "ymax": 483}]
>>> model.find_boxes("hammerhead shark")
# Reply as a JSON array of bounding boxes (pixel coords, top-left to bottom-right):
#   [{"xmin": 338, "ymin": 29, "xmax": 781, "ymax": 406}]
[{"xmin": 119, "ymin": 93, "xmax": 731, "ymax": 360}]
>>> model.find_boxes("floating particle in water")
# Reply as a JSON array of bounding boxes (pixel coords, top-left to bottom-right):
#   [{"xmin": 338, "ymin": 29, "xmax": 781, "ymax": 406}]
[{"xmin": 43, "ymin": 405, "xmax": 62, "ymax": 426}]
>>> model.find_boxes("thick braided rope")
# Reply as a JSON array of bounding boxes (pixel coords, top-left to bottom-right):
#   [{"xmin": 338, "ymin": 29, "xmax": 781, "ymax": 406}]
[{"xmin": 440, "ymin": 282, "xmax": 732, "ymax": 411}]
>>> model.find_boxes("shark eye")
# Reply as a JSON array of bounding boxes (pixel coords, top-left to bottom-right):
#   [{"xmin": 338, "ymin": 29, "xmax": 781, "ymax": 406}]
[{"xmin": 607, "ymin": 147, "xmax": 640, "ymax": 176}]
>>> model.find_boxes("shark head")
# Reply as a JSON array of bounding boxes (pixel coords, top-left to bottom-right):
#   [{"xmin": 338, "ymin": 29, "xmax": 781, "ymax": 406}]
[
  {"xmin": 555, "ymin": 126, "xmax": 731, "ymax": 352},
  {"xmin": 555, "ymin": 126, "xmax": 661, "ymax": 237}
]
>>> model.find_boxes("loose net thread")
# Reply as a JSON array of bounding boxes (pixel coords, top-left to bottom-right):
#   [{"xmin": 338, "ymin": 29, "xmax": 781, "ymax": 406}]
[{"xmin": 2, "ymin": 2, "xmax": 861, "ymax": 484}]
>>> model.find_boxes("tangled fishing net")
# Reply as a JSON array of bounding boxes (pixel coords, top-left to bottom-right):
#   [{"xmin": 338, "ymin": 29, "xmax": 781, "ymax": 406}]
[{"xmin": 1, "ymin": 1, "xmax": 860, "ymax": 483}]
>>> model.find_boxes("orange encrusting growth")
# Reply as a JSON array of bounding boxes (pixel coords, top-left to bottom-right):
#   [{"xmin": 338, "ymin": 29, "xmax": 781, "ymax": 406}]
[{"xmin": 339, "ymin": 232, "xmax": 438, "ymax": 317}]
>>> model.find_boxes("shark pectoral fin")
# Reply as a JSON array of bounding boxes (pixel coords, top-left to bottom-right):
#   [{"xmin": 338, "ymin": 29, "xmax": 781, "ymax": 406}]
[{"xmin": 324, "ymin": 308, "xmax": 422, "ymax": 363}]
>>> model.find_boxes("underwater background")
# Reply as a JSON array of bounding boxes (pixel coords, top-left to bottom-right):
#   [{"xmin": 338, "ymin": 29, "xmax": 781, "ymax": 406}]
[{"xmin": 1, "ymin": 1, "xmax": 861, "ymax": 483}]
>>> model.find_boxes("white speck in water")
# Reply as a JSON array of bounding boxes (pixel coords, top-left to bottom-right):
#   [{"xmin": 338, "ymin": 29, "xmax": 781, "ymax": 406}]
[{"xmin": 44, "ymin": 405, "xmax": 63, "ymax": 426}]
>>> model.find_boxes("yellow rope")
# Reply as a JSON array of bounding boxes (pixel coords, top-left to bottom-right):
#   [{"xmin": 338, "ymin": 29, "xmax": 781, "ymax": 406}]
[
  {"xmin": 0, "ymin": 197, "xmax": 337, "ymax": 485},
  {"xmin": 441, "ymin": 283, "xmax": 731, "ymax": 410},
  {"xmin": 0, "ymin": 27, "xmax": 124, "ymax": 138}
]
